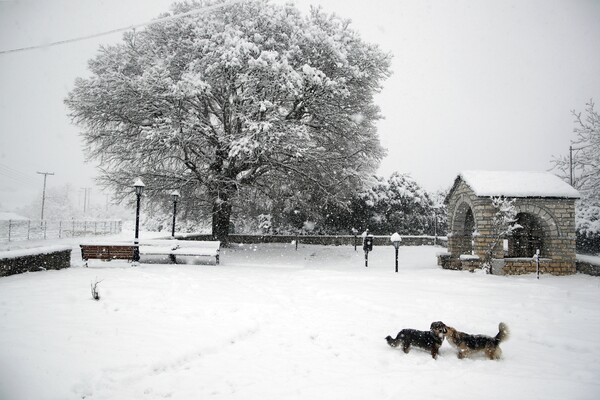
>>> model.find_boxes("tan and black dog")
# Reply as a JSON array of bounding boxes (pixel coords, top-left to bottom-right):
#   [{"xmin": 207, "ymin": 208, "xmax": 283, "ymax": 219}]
[
  {"xmin": 385, "ymin": 321, "xmax": 447, "ymax": 359},
  {"xmin": 444, "ymin": 322, "xmax": 509, "ymax": 360}
]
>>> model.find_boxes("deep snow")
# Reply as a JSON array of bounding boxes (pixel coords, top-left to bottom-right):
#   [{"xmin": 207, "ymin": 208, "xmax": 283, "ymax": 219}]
[{"xmin": 1, "ymin": 238, "xmax": 599, "ymax": 399}]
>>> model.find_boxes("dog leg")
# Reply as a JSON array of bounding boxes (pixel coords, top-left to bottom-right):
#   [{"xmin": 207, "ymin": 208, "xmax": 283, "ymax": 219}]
[
  {"xmin": 431, "ymin": 348, "xmax": 438, "ymax": 359},
  {"xmin": 402, "ymin": 342, "xmax": 410, "ymax": 354},
  {"xmin": 490, "ymin": 347, "xmax": 502, "ymax": 360}
]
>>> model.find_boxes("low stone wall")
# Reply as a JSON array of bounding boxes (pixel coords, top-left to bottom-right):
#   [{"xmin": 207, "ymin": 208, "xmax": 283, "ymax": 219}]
[
  {"xmin": 438, "ymin": 255, "xmax": 577, "ymax": 276},
  {"xmin": 576, "ymin": 255, "xmax": 600, "ymax": 276},
  {"xmin": 502, "ymin": 258, "xmax": 575, "ymax": 276},
  {"xmin": 0, "ymin": 246, "xmax": 72, "ymax": 277},
  {"xmin": 179, "ymin": 234, "xmax": 441, "ymax": 247}
]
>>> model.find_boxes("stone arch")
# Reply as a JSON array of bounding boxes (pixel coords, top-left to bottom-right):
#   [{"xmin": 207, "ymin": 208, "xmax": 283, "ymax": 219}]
[
  {"xmin": 507, "ymin": 203, "xmax": 562, "ymax": 260},
  {"xmin": 450, "ymin": 194, "xmax": 478, "ymax": 234},
  {"xmin": 514, "ymin": 204, "xmax": 561, "ymax": 238},
  {"xmin": 509, "ymin": 212, "xmax": 545, "ymax": 257},
  {"xmin": 449, "ymin": 196, "xmax": 477, "ymax": 256}
]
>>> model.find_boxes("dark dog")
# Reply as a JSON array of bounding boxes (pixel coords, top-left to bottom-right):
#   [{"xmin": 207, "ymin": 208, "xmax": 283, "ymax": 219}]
[
  {"xmin": 385, "ymin": 321, "xmax": 447, "ymax": 359},
  {"xmin": 444, "ymin": 322, "xmax": 509, "ymax": 360}
]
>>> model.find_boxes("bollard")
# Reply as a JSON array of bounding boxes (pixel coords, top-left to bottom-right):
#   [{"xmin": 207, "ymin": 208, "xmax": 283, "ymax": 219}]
[
  {"xmin": 534, "ymin": 249, "xmax": 540, "ymax": 279},
  {"xmin": 363, "ymin": 234, "xmax": 373, "ymax": 267}
]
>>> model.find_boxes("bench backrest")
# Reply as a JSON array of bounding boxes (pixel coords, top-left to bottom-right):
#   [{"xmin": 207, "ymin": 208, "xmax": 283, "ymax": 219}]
[{"xmin": 80, "ymin": 244, "xmax": 134, "ymax": 260}]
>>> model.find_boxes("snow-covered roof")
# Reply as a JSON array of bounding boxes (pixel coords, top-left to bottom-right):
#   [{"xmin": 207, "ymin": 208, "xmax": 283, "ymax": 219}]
[{"xmin": 456, "ymin": 170, "xmax": 580, "ymax": 198}]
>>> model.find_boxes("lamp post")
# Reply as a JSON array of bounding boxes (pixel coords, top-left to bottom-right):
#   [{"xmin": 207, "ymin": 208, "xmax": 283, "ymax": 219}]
[
  {"xmin": 170, "ymin": 190, "xmax": 180, "ymax": 238},
  {"xmin": 133, "ymin": 178, "xmax": 145, "ymax": 264},
  {"xmin": 352, "ymin": 228, "xmax": 358, "ymax": 251},
  {"xmin": 391, "ymin": 232, "xmax": 402, "ymax": 273},
  {"xmin": 432, "ymin": 206, "xmax": 439, "ymax": 246}
]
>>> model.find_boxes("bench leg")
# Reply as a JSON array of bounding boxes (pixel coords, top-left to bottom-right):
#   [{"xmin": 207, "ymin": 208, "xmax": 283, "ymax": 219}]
[{"xmin": 216, "ymin": 255, "xmax": 219, "ymax": 265}]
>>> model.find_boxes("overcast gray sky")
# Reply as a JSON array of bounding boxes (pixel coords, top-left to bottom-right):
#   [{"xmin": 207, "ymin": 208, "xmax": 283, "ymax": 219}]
[{"xmin": 1, "ymin": 0, "xmax": 599, "ymax": 211}]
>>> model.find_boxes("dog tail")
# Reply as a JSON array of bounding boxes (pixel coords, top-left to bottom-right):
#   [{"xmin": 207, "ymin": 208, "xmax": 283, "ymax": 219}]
[{"xmin": 495, "ymin": 322, "xmax": 509, "ymax": 343}]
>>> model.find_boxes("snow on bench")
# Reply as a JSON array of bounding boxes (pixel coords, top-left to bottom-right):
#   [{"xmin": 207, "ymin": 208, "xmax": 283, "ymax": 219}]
[
  {"xmin": 139, "ymin": 240, "xmax": 221, "ymax": 265},
  {"xmin": 80, "ymin": 240, "xmax": 221, "ymax": 266}
]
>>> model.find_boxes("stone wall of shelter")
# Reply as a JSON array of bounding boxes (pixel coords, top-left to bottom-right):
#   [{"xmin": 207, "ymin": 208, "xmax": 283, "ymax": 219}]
[{"xmin": 446, "ymin": 180, "xmax": 577, "ymax": 275}]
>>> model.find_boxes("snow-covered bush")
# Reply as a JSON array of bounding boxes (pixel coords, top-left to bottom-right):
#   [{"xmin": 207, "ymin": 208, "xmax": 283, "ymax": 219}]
[
  {"xmin": 576, "ymin": 198, "xmax": 600, "ymax": 254},
  {"xmin": 357, "ymin": 172, "xmax": 437, "ymax": 235}
]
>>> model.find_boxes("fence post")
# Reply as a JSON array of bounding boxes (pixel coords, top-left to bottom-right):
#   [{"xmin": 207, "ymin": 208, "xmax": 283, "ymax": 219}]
[
  {"xmin": 43, "ymin": 220, "xmax": 47, "ymax": 240},
  {"xmin": 94, "ymin": 221, "xmax": 97, "ymax": 235},
  {"xmin": 8, "ymin": 220, "xmax": 12, "ymax": 242},
  {"xmin": 27, "ymin": 220, "xmax": 30, "ymax": 240},
  {"xmin": 59, "ymin": 221, "xmax": 62, "ymax": 239}
]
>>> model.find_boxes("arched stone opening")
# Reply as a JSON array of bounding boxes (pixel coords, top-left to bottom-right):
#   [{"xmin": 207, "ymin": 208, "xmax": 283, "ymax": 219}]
[
  {"xmin": 449, "ymin": 201, "xmax": 476, "ymax": 256},
  {"xmin": 509, "ymin": 213, "xmax": 545, "ymax": 257}
]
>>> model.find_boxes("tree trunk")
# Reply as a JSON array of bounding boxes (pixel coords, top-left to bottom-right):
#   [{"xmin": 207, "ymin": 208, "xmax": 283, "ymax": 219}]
[{"xmin": 212, "ymin": 192, "xmax": 233, "ymax": 245}]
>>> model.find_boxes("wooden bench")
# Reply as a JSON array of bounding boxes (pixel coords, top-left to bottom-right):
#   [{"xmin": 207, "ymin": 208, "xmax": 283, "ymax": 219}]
[
  {"xmin": 80, "ymin": 243, "xmax": 135, "ymax": 267},
  {"xmin": 139, "ymin": 239, "xmax": 221, "ymax": 265}
]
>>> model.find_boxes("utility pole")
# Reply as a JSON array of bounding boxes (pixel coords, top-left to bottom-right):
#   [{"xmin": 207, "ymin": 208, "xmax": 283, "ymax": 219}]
[
  {"xmin": 81, "ymin": 187, "xmax": 91, "ymax": 214},
  {"xmin": 569, "ymin": 144, "xmax": 590, "ymax": 187},
  {"xmin": 569, "ymin": 145, "xmax": 573, "ymax": 186},
  {"xmin": 37, "ymin": 171, "xmax": 54, "ymax": 221}
]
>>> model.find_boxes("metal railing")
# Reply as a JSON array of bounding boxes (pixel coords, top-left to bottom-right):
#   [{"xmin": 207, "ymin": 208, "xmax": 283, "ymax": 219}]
[{"xmin": 0, "ymin": 220, "xmax": 122, "ymax": 242}]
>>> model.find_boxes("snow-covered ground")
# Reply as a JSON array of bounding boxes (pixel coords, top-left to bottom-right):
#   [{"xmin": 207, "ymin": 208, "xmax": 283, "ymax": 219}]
[{"xmin": 1, "ymin": 236, "xmax": 600, "ymax": 400}]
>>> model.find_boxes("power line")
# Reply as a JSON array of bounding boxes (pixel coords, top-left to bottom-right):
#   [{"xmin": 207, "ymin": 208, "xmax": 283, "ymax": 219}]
[
  {"xmin": 0, "ymin": 0, "xmax": 244, "ymax": 55},
  {"xmin": 0, "ymin": 163, "xmax": 39, "ymax": 186}
]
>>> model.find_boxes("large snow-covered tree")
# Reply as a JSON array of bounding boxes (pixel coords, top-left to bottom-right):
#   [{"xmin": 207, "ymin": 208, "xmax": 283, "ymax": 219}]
[{"xmin": 65, "ymin": 0, "xmax": 391, "ymax": 242}]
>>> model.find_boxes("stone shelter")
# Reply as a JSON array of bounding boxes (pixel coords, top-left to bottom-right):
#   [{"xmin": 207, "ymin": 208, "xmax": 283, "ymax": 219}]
[{"xmin": 440, "ymin": 171, "xmax": 580, "ymax": 275}]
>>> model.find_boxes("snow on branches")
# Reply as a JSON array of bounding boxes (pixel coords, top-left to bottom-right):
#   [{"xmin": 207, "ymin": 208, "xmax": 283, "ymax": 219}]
[
  {"xmin": 552, "ymin": 100, "xmax": 600, "ymax": 239},
  {"xmin": 480, "ymin": 196, "xmax": 520, "ymax": 273},
  {"xmin": 65, "ymin": 0, "xmax": 391, "ymax": 241}
]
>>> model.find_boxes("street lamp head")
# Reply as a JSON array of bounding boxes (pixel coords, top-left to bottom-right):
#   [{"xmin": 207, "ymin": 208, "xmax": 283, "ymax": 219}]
[
  {"xmin": 171, "ymin": 190, "xmax": 181, "ymax": 202},
  {"xmin": 390, "ymin": 232, "xmax": 402, "ymax": 249},
  {"xmin": 133, "ymin": 178, "xmax": 145, "ymax": 196}
]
